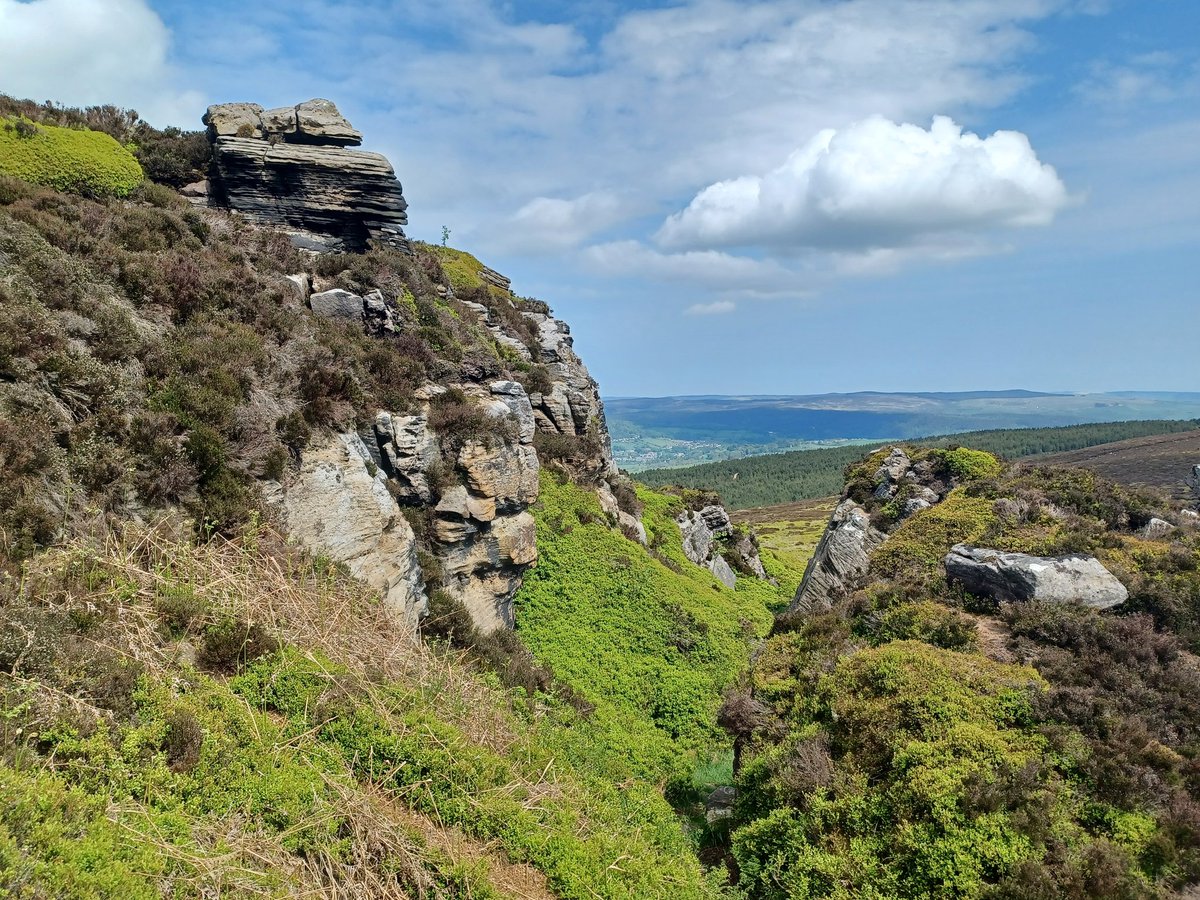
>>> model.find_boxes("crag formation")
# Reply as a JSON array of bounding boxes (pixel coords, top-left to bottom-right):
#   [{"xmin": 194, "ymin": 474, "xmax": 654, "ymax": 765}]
[{"xmin": 197, "ymin": 99, "xmax": 409, "ymax": 252}]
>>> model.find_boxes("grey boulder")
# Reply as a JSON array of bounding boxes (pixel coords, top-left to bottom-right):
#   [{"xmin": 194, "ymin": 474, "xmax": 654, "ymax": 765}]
[{"xmin": 944, "ymin": 544, "xmax": 1128, "ymax": 609}]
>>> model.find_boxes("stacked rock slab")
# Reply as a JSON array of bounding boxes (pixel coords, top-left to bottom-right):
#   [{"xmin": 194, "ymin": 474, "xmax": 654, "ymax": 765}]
[
  {"xmin": 788, "ymin": 498, "xmax": 886, "ymax": 615},
  {"xmin": 203, "ymin": 99, "xmax": 409, "ymax": 252}
]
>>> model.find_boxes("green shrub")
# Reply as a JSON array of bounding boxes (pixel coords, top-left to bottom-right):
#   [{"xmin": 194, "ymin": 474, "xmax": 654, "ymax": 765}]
[{"xmin": 0, "ymin": 118, "xmax": 143, "ymax": 197}]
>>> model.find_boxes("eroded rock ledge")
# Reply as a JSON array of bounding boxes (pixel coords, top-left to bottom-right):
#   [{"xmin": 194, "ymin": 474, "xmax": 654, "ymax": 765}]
[{"xmin": 200, "ymin": 99, "xmax": 409, "ymax": 252}]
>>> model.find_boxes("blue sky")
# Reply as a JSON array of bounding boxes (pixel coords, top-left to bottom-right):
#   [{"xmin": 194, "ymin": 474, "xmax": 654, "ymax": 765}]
[{"xmin": 1, "ymin": 0, "xmax": 1197, "ymax": 397}]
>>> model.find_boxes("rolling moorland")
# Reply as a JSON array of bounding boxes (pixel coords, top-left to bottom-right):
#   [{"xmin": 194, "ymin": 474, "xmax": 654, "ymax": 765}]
[
  {"xmin": 640, "ymin": 419, "xmax": 1200, "ymax": 510},
  {"xmin": 610, "ymin": 393, "xmax": 1200, "ymax": 470},
  {"xmin": 4, "ymin": 94, "xmax": 1200, "ymax": 899}
]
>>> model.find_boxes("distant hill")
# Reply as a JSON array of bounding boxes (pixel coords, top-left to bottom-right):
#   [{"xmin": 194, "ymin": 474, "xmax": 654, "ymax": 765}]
[
  {"xmin": 608, "ymin": 391, "xmax": 1200, "ymax": 470},
  {"xmin": 637, "ymin": 419, "xmax": 1200, "ymax": 509},
  {"xmin": 1033, "ymin": 428, "xmax": 1200, "ymax": 499}
]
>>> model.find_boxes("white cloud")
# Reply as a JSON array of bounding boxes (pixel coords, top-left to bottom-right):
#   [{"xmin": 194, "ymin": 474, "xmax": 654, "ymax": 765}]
[
  {"xmin": 0, "ymin": 0, "xmax": 201, "ymax": 125},
  {"xmin": 491, "ymin": 191, "xmax": 628, "ymax": 254},
  {"xmin": 686, "ymin": 300, "xmax": 736, "ymax": 316},
  {"xmin": 657, "ymin": 116, "xmax": 1069, "ymax": 253},
  {"xmin": 583, "ymin": 240, "xmax": 805, "ymax": 296}
]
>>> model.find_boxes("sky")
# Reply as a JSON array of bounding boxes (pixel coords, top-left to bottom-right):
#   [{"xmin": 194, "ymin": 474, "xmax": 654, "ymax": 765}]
[{"xmin": 1, "ymin": 0, "xmax": 1197, "ymax": 398}]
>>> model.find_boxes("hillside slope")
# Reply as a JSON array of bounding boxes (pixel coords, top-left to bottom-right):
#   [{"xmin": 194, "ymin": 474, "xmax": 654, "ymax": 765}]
[
  {"xmin": 720, "ymin": 445, "xmax": 1200, "ymax": 898},
  {"xmin": 0, "ymin": 105, "xmax": 800, "ymax": 898}
]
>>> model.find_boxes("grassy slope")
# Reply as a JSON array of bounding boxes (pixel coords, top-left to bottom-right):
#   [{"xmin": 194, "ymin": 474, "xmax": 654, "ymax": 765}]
[
  {"xmin": 3, "ymin": 513, "xmax": 793, "ymax": 900},
  {"xmin": 515, "ymin": 473, "xmax": 800, "ymax": 788}
]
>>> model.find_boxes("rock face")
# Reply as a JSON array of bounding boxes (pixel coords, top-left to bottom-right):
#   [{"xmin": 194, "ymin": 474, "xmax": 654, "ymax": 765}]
[
  {"xmin": 676, "ymin": 503, "xmax": 764, "ymax": 589},
  {"xmin": 944, "ymin": 544, "xmax": 1129, "ymax": 610},
  {"xmin": 276, "ymin": 433, "xmax": 427, "ymax": 628},
  {"xmin": 789, "ymin": 499, "xmax": 886, "ymax": 615},
  {"xmin": 365, "ymin": 382, "xmax": 543, "ymax": 633},
  {"xmin": 203, "ymin": 99, "xmax": 408, "ymax": 252}
]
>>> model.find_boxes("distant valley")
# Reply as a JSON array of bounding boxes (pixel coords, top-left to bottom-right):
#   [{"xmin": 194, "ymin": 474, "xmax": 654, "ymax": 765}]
[{"xmin": 608, "ymin": 390, "xmax": 1200, "ymax": 470}]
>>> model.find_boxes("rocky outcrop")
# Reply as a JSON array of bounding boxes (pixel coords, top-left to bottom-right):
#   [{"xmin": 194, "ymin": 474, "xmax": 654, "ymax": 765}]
[
  {"xmin": 275, "ymin": 432, "xmax": 427, "ymax": 628},
  {"xmin": 365, "ymin": 381, "xmax": 543, "ymax": 633},
  {"xmin": 202, "ymin": 99, "xmax": 408, "ymax": 252},
  {"xmin": 309, "ymin": 287, "xmax": 400, "ymax": 334},
  {"xmin": 676, "ymin": 503, "xmax": 764, "ymax": 589},
  {"xmin": 459, "ymin": 291, "xmax": 617, "ymax": 480},
  {"xmin": 944, "ymin": 544, "xmax": 1129, "ymax": 610},
  {"xmin": 788, "ymin": 499, "xmax": 886, "ymax": 615}
]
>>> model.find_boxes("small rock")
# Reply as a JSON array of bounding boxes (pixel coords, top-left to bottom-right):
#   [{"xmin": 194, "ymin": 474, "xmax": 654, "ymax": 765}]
[
  {"xmin": 706, "ymin": 786, "xmax": 737, "ymax": 824},
  {"xmin": 710, "ymin": 556, "xmax": 738, "ymax": 589},
  {"xmin": 309, "ymin": 288, "xmax": 363, "ymax": 321},
  {"xmin": 903, "ymin": 498, "xmax": 932, "ymax": 517},
  {"xmin": 1140, "ymin": 517, "xmax": 1176, "ymax": 540}
]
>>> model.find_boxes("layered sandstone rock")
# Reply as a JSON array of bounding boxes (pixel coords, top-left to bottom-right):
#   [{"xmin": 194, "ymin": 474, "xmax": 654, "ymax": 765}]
[
  {"xmin": 788, "ymin": 499, "xmax": 886, "ymax": 615},
  {"xmin": 202, "ymin": 99, "xmax": 408, "ymax": 252},
  {"xmin": 275, "ymin": 433, "xmax": 427, "ymax": 628}
]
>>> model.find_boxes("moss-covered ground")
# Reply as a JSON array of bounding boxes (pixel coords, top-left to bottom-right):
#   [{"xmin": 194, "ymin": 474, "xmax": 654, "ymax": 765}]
[{"xmin": 0, "ymin": 118, "xmax": 143, "ymax": 197}]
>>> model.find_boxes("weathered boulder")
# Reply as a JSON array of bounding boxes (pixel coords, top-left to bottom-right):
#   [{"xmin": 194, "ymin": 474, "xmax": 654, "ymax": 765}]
[
  {"xmin": 733, "ymin": 532, "xmax": 769, "ymax": 579},
  {"xmin": 489, "ymin": 381, "xmax": 536, "ymax": 444},
  {"xmin": 309, "ymin": 287, "xmax": 365, "ymax": 321},
  {"xmin": 276, "ymin": 433, "xmax": 427, "ymax": 627},
  {"xmin": 458, "ymin": 441, "xmax": 540, "ymax": 512},
  {"xmin": 203, "ymin": 99, "xmax": 407, "ymax": 252},
  {"xmin": 706, "ymin": 786, "xmax": 737, "ymax": 824},
  {"xmin": 788, "ymin": 499, "xmax": 886, "ymax": 615},
  {"xmin": 203, "ymin": 102, "xmax": 264, "ymax": 139},
  {"xmin": 710, "ymin": 555, "xmax": 738, "ymax": 589},
  {"xmin": 700, "ymin": 504, "xmax": 733, "ymax": 535},
  {"xmin": 678, "ymin": 510, "xmax": 715, "ymax": 567},
  {"xmin": 1140, "ymin": 517, "xmax": 1176, "ymax": 540},
  {"xmin": 294, "ymin": 98, "xmax": 363, "ymax": 146},
  {"xmin": 944, "ymin": 544, "xmax": 1128, "ymax": 609}
]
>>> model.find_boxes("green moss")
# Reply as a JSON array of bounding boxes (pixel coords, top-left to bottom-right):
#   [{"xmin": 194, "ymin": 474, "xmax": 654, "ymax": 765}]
[
  {"xmin": 936, "ymin": 447, "xmax": 1002, "ymax": 480},
  {"xmin": 428, "ymin": 244, "xmax": 492, "ymax": 292},
  {"xmin": 0, "ymin": 118, "xmax": 143, "ymax": 197},
  {"xmin": 871, "ymin": 489, "xmax": 999, "ymax": 579}
]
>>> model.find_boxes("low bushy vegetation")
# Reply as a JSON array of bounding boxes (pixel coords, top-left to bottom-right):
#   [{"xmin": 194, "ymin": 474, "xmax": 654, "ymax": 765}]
[
  {"xmin": 0, "ymin": 117, "xmax": 144, "ymax": 197},
  {"xmin": 0, "ymin": 520, "xmax": 753, "ymax": 899},
  {"xmin": 722, "ymin": 447, "xmax": 1200, "ymax": 898}
]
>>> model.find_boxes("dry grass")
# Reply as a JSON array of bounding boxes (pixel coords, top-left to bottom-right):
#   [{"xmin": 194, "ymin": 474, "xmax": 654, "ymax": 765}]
[{"xmin": 11, "ymin": 516, "xmax": 570, "ymax": 899}]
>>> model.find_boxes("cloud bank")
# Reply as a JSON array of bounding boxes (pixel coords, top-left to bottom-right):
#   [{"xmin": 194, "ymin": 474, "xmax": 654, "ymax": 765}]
[
  {"xmin": 0, "ymin": 0, "xmax": 200, "ymax": 125},
  {"xmin": 657, "ymin": 116, "xmax": 1069, "ymax": 253}
]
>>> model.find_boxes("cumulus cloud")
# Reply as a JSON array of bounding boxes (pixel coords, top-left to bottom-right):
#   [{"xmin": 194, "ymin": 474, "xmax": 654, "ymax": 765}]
[
  {"xmin": 0, "ymin": 0, "xmax": 201, "ymax": 125},
  {"xmin": 686, "ymin": 301, "xmax": 736, "ymax": 316},
  {"xmin": 491, "ymin": 191, "xmax": 628, "ymax": 254},
  {"xmin": 657, "ymin": 116, "xmax": 1069, "ymax": 253}
]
